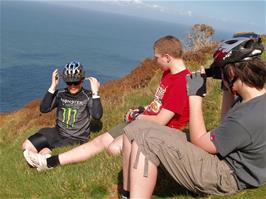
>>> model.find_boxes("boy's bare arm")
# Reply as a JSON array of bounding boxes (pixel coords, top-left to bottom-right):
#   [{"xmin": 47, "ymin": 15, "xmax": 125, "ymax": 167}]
[{"xmin": 137, "ymin": 108, "xmax": 175, "ymax": 126}]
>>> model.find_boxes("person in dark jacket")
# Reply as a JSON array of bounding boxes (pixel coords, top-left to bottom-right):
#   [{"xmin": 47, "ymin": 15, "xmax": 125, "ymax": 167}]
[{"xmin": 22, "ymin": 61, "xmax": 103, "ymax": 166}]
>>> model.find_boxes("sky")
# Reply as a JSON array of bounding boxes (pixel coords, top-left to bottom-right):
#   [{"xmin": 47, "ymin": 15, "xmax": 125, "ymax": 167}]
[{"xmin": 2, "ymin": 0, "xmax": 266, "ymax": 33}]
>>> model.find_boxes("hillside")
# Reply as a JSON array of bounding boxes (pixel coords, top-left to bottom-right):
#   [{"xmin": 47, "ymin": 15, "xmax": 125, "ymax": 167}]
[{"xmin": 1, "ymin": 39, "xmax": 266, "ymax": 199}]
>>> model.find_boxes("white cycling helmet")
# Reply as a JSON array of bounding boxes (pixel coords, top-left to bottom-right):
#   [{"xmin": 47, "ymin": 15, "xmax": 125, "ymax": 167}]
[
  {"xmin": 62, "ymin": 61, "xmax": 85, "ymax": 82},
  {"xmin": 206, "ymin": 34, "xmax": 264, "ymax": 79},
  {"xmin": 211, "ymin": 34, "xmax": 264, "ymax": 68}
]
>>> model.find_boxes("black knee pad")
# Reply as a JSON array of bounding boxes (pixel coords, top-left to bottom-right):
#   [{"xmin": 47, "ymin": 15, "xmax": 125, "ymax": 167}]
[{"xmin": 28, "ymin": 133, "xmax": 50, "ymax": 152}]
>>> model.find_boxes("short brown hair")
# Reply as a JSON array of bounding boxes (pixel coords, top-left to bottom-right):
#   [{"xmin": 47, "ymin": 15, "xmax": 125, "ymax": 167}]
[
  {"xmin": 153, "ymin": 35, "xmax": 183, "ymax": 58},
  {"xmin": 223, "ymin": 58, "xmax": 266, "ymax": 89}
]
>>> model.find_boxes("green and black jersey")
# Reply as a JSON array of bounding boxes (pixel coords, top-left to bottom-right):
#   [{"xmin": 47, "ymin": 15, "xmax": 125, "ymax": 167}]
[{"xmin": 40, "ymin": 88, "xmax": 103, "ymax": 142}]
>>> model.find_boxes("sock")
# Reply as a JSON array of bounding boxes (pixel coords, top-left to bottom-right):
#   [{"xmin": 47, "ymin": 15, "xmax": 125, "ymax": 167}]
[
  {"xmin": 121, "ymin": 189, "xmax": 130, "ymax": 198},
  {"xmin": 47, "ymin": 155, "xmax": 60, "ymax": 168}
]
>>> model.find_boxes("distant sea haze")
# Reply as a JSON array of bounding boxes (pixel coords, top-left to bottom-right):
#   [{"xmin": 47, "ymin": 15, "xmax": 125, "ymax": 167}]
[{"xmin": 0, "ymin": 1, "xmax": 230, "ymax": 112}]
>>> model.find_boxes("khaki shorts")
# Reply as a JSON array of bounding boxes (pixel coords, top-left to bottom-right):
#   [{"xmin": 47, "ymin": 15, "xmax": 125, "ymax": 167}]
[
  {"xmin": 124, "ymin": 120, "xmax": 239, "ymax": 196},
  {"xmin": 108, "ymin": 122, "xmax": 128, "ymax": 138}
]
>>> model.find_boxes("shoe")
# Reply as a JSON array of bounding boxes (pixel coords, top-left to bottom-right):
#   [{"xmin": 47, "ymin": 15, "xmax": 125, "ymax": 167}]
[
  {"xmin": 23, "ymin": 149, "xmax": 40, "ymax": 168},
  {"xmin": 23, "ymin": 150, "xmax": 51, "ymax": 171}
]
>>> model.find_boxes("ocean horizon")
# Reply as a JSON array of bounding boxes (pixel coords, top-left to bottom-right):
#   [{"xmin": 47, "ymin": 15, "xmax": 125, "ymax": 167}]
[{"xmin": 0, "ymin": 1, "xmax": 231, "ymax": 112}]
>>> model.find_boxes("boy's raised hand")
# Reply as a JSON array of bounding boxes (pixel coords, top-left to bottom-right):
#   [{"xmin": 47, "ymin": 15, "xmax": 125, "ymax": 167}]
[
  {"xmin": 51, "ymin": 69, "xmax": 59, "ymax": 90},
  {"xmin": 186, "ymin": 69, "xmax": 207, "ymax": 97},
  {"xmin": 86, "ymin": 77, "xmax": 100, "ymax": 93}
]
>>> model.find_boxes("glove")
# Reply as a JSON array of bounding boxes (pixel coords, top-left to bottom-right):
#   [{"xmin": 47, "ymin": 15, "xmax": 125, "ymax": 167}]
[
  {"xmin": 186, "ymin": 72, "xmax": 207, "ymax": 97},
  {"xmin": 124, "ymin": 106, "xmax": 145, "ymax": 123}
]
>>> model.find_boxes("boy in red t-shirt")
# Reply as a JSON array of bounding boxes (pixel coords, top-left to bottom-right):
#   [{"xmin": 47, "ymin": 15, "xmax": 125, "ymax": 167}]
[
  {"xmin": 141, "ymin": 69, "xmax": 189, "ymax": 129},
  {"xmin": 23, "ymin": 36, "xmax": 190, "ymax": 181}
]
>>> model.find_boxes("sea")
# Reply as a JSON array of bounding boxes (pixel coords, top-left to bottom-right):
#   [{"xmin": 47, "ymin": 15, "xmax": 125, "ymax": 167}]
[{"xmin": 0, "ymin": 1, "xmax": 231, "ymax": 112}]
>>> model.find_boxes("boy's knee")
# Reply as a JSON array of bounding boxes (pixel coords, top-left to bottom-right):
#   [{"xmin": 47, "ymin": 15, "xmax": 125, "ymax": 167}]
[
  {"xmin": 107, "ymin": 143, "xmax": 121, "ymax": 156},
  {"xmin": 22, "ymin": 140, "xmax": 37, "ymax": 152},
  {"xmin": 39, "ymin": 148, "xmax": 52, "ymax": 155},
  {"xmin": 23, "ymin": 133, "xmax": 50, "ymax": 152},
  {"xmin": 91, "ymin": 132, "xmax": 114, "ymax": 149}
]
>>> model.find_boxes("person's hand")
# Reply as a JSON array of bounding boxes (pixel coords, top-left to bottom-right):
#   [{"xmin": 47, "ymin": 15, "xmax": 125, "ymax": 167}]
[
  {"xmin": 50, "ymin": 69, "xmax": 59, "ymax": 90},
  {"xmin": 86, "ymin": 77, "xmax": 100, "ymax": 94},
  {"xmin": 124, "ymin": 106, "xmax": 145, "ymax": 123},
  {"xmin": 124, "ymin": 109, "xmax": 138, "ymax": 123},
  {"xmin": 186, "ymin": 69, "xmax": 207, "ymax": 97}
]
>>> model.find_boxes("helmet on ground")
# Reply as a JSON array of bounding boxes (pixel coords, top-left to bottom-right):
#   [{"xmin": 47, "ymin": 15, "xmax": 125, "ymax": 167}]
[
  {"xmin": 62, "ymin": 61, "xmax": 85, "ymax": 82},
  {"xmin": 211, "ymin": 34, "xmax": 264, "ymax": 69}
]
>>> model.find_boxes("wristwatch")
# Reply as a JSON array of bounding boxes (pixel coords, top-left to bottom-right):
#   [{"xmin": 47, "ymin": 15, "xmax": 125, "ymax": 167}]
[{"xmin": 92, "ymin": 91, "xmax": 100, "ymax": 99}]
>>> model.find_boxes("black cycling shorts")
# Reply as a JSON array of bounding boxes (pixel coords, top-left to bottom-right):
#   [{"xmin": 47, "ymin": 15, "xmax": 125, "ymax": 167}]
[{"xmin": 28, "ymin": 127, "xmax": 85, "ymax": 152}]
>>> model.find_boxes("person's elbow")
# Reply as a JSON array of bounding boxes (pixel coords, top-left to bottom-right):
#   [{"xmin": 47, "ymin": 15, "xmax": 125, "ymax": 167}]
[
  {"xmin": 192, "ymin": 137, "xmax": 217, "ymax": 154},
  {"xmin": 39, "ymin": 105, "xmax": 50, "ymax": 113},
  {"xmin": 92, "ymin": 111, "xmax": 103, "ymax": 120}
]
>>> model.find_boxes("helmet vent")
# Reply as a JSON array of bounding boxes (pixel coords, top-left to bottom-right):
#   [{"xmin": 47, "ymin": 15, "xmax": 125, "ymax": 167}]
[
  {"xmin": 62, "ymin": 61, "xmax": 85, "ymax": 82},
  {"xmin": 225, "ymin": 40, "xmax": 238, "ymax": 44}
]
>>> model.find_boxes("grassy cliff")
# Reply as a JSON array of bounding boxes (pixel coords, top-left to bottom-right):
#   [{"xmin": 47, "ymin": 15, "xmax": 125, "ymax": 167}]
[{"xmin": 0, "ymin": 39, "xmax": 265, "ymax": 199}]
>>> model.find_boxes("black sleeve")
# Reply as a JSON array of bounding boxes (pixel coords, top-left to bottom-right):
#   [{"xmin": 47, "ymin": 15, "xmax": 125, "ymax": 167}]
[
  {"xmin": 40, "ymin": 91, "xmax": 58, "ymax": 113},
  {"xmin": 90, "ymin": 98, "xmax": 103, "ymax": 120}
]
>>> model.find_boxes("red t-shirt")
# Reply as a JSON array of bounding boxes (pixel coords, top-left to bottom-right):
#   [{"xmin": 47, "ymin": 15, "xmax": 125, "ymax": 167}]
[{"xmin": 143, "ymin": 69, "xmax": 190, "ymax": 129}]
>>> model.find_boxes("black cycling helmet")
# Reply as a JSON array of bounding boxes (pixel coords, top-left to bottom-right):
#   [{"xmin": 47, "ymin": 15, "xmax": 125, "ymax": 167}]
[
  {"xmin": 211, "ymin": 34, "xmax": 264, "ymax": 69},
  {"xmin": 62, "ymin": 61, "xmax": 85, "ymax": 82}
]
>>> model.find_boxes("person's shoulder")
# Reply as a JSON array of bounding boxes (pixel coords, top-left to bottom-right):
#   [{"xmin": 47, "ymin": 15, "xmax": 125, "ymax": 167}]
[
  {"xmin": 56, "ymin": 88, "xmax": 67, "ymax": 95},
  {"xmin": 82, "ymin": 88, "xmax": 92, "ymax": 94},
  {"xmin": 171, "ymin": 68, "xmax": 190, "ymax": 80},
  {"xmin": 161, "ymin": 70, "xmax": 171, "ymax": 79},
  {"xmin": 162, "ymin": 70, "xmax": 170, "ymax": 76},
  {"xmin": 179, "ymin": 68, "xmax": 190, "ymax": 75},
  {"xmin": 81, "ymin": 88, "xmax": 93, "ymax": 97},
  {"xmin": 184, "ymin": 68, "xmax": 190, "ymax": 74}
]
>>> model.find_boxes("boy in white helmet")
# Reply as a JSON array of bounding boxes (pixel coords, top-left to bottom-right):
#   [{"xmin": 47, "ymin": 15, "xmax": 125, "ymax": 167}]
[{"xmin": 22, "ymin": 61, "xmax": 103, "ymax": 163}]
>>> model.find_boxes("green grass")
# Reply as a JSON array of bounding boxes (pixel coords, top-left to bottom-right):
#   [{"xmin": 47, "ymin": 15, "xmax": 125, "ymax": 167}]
[{"xmin": 1, "ymin": 54, "xmax": 266, "ymax": 198}]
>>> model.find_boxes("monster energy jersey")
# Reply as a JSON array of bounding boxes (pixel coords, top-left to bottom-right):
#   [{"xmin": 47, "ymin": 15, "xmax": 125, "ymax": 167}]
[{"xmin": 40, "ymin": 88, "xmax": 103, "ymax": 141}]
